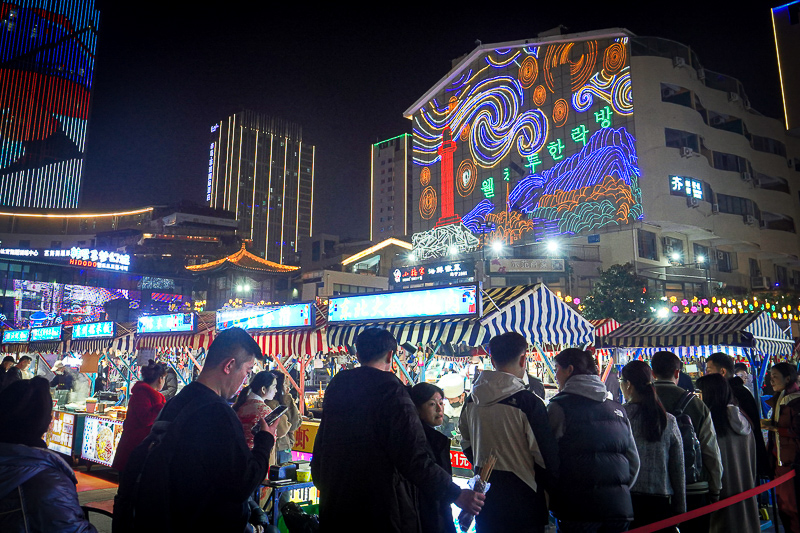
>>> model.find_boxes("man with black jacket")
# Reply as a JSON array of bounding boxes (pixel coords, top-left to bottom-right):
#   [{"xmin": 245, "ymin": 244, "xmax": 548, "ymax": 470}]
[
  {"xmin": 311, "ymin": 328, "xmax": 484, "ymax": 532},
  {"xmin": 114, "ymin": 328, "xmax": 279, "ymax": 533},
  {"xmin": 705, "ymin": 352, "xmax": 769, "ymax": 477}
]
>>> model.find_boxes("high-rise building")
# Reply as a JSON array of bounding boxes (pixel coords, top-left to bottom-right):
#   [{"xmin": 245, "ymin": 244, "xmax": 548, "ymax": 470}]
[
  {"xmin": 772, "ymin": 1, "xmax": 800, "ymax": 135},
  {"xmin": 403, "ymin": 28, "xmax": 800, "ymax": 301},
  {"xmin": 207, "ymin": 111, "xmax": 315, "ymax": 264},
  {"xmin": 370, "ymin": 134, "xmax": 413, "ymax": 240},
  {"xmin": 0, "ymin": 1, "xmax": 100, "ymax": 208}
]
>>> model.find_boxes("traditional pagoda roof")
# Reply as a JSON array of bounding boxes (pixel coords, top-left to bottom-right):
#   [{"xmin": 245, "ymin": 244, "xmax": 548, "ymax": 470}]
[{"xmin": 186, "ymin": 244, "xmax": 299, "ymax": 274}]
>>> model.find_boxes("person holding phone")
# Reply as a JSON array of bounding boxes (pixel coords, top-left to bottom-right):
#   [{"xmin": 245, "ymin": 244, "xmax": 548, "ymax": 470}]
[{"xmin": 234, "ymin": 371, "xmax": 290, "ymax": 456}]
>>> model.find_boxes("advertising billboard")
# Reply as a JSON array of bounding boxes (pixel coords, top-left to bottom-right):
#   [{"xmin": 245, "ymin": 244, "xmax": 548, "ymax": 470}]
[
  {"xmin": 13, "ymin": 280, "xmax": 135, "ymax": 328},
  {"xmin": 216, "ymin": 303, "xmax": 314, "ymax": 331},
  {"xmin": 81, "ymin": 415, "xmax": 123, "ymax": 467},
  {"xmin": 410, "ymin": 35, "xmax": 639, "ymax": 258},
  {"xmin": 328, "ymin": 285, "xmax": 480, "ymax": 323}
]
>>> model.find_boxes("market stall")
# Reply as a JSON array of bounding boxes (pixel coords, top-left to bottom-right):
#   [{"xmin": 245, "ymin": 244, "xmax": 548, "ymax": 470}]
[
  {"xmin": 80, "ymin": 412, "xmax": 126, "ymax": 467},
  {"xmin": 602, "ymin": 311, "xmax": 794, "ymax": 415}
]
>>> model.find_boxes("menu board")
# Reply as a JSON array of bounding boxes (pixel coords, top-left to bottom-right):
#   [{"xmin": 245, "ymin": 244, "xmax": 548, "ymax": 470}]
[
  {"xmin": 46, "ymin": 411, "xmax": 75, "ymax": 455},
  {"xmin": 328, "ymin": 285, "xmax": 481, "ymax": 323},
  {"xmin": 81, "ymin": 415, "xmax": 124, "ymax": 467}
]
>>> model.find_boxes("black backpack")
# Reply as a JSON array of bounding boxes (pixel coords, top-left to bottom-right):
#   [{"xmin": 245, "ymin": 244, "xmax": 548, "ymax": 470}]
[{"xmin": 671, "ymin": 391, "xmax": 703, "ymax": 485}]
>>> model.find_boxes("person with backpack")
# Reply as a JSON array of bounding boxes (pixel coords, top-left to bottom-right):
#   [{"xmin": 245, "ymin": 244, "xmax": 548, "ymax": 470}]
[
  {"xmin": 548, "ymin": 348, "xmax": 639, "ymax": 532},
  {"xmin": 764, "ymin": 362, "xmax": 800, "ymax": 533},
  {"xmin": 113, "ymin": 328, "xmax": 281, "ymax": 533},
  {"xmin": 621, "ymin": 360, "xmax": 685, "ymax": 531},
  {"xmin": 651, "ymin": 351, "xmax": 723, "ymax": 533},
  {"xmin": 695, "ymin": 374, "xmax": 760, "ymax": 533}
]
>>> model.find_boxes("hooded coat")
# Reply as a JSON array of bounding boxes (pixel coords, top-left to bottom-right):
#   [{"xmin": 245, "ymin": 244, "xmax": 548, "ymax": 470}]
[
  {"xmin": 459, "ymin": 371, "xmax": 559, "ymax": 532},
  {"xmin": 709, "ymin": 406, "xmax": 760, "ymax": 533},
  {"xmin": 0, "ymin": 441, "xmax": 97, "ymax": 533},
  {"xmin": 547, "ymin": 374, "xmax": 640, "ymax": 522}
]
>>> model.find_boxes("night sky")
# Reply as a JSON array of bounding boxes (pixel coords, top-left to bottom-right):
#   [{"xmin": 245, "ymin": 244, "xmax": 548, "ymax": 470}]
[{"xmin": 81, "ymin": 3, "xmax": 785, "ymax": 240}]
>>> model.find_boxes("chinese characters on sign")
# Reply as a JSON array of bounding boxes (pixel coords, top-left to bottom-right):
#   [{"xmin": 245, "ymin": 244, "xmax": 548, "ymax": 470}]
[
  {"xmin": 72, "ymin": 321, "xmax": 115, "ymax": 339},
  {"xmin": 669, "ymin": 176, "xmax": 704, "ymax": 201},
  {"xmin": 216, "ymin": 304, "xmax": 314, "ymax": 331},
  {"xmin": 391, "ymin": 261, "xmax": 474, "ymax": 287},
  {"xmin": 328, "ymin": 285, "xmax": 480, "ymax": 323},
  {"xmin": 138, "ymin": 313, "xmax": 195, "ymax": 334}
]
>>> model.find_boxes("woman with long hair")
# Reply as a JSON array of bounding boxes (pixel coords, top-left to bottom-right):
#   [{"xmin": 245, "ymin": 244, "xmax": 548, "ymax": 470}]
[
  {"xmin": 764, "ymin": 362, "xmax": 800, "ymax": 533},
  {"xmin": 266, "ymin": 370, "xmax": 300, "ymax": 464},
  {"xmin": 113, "ymin": 360, "xmax": 167, "ymax": 473},
  {"xmin": 621, "ymin": 360, "xmax": 685, "ymax": 531},
  {"xmin": 234, "ymin": 371, "xmax": 279, "ymax": 451},
  {"xmin": 695, "ymin": 373, "xmax": 759, "ymax": 532}
]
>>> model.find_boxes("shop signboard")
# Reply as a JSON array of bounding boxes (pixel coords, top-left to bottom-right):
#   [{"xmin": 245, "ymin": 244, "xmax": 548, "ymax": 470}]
[
  {"xmin": 292, "ymin": 421, "xmax": 319, "ymax": 454},
  {"xmin": 450, "ymin": 450, "xmax": 473, "ymax": 470},
  {"xmin": 489, "ymin": 258, "xmax": 565, "ymax": 273},
  {"xmin": 0, "ymin": 247, "xmax": 132, "ymax": 272},
  {"xmin": 328, "ymin": 284, "xmax": 481, "ymax": 323},
  {"xmin": 72, "ymin": 321, "xmax": 115, "ymax": 339},
  {"xmin": 390, "ymin": 260, "xmax": 474, "ymax": 288},
  {"xmin": 81, "ymin": 415, "xmax": 124, "ymax": 467},
  {"xmin": 138, "ymin": 313, "xmax": 196, "ymax": 334},
  {"xmin": 46, "ymin": 411, "xmax": 76, "ymax": 455},
  {"xmin": 216, "ymin": 303, "xmax": 315, "ymax": 332},
  {"xmin": 30, "ymin": 325, "xmax": 62, "ymax": 342},
  {"xmin": 2, "ymin": 329, "xmax": 29, "ymax": 343}
]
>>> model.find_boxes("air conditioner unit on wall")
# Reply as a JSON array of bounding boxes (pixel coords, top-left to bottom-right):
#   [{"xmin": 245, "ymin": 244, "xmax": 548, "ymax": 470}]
[
  {"xmin": 687, "ymin": 197, "xmax": 700, "ymax": 208},
  {"xmin": 710, "ymin": 115, "xmax": 725, "ymax": 126},
  {"xmin": 673, "ymin": 57, "xmax": 687, "ymax": 68},
  {"xmin": 697, "ymin": 68, "xmax": 706, "ymax": 80},
  {"xmin": 728, "ymin": 92, "xmax": 740, "ymax": 103},
  {"xmin": 740, "ymin": 172, "xmax": 752, "ymax": 182},
  {"xmin": 751, "ymin": 276, "xmax": 770, "ymax": 290},
  {"xmin": 743, "ymin": 215, "xmax": 757, "ymax": 226},
  {"xmin": 711, "ymin": 203, "xmax": 719, "ymax": 214},
  {"xmin": 680, "ymin": 147, "xmax": 695, "ymax": 158}
]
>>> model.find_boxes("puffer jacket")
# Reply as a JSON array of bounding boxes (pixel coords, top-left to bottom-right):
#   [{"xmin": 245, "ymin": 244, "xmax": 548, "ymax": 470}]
[
  {"xmin": 766, "ymin": 383, "xmax": 800, "ymax": 469},
  {"xmin": 0, "ymin": 441, "xmax": 97, "ymax": 533},
  {"xmin": 547, "ymin": 374, "xmax": 640, "ymax": 522}
]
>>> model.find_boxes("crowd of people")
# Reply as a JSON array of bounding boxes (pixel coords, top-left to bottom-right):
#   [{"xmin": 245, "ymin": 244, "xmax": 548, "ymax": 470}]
[{"xmin": 1, "ymin": 326, "xmax": 800, "ymax": 532}]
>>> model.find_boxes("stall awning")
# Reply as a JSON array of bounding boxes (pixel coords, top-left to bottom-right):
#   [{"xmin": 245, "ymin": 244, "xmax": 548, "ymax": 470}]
[
  {"xmin": 66, "ymin": 338, "xmax": 113, "ymax": 353},
  {"xmin": 589, "ymin": 318, "xmax": 622, "ymax": 338},
  {"xmin": 112, "ymin": 332, "xmax": 136, "ymax": 353},
  {"xmin": 481, "ymin": 284, "xmax": 594, "ymax": 347},
  {"xmin": 603, "ymin": 311, "xmax": 793, "ymax": 357},
  {"xmin": 254, "ymin": 329, "xmax": 327, "ymax": 357},
  {"xmin": 327, "ymin": 318, "xmax": 487, "ymax": 349}
]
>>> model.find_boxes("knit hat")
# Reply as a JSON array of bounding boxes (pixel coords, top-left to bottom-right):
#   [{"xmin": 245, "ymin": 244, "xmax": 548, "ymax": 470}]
[{"xmin": 0, "ymin": 376, "xmax": 53, "ymax": 446}]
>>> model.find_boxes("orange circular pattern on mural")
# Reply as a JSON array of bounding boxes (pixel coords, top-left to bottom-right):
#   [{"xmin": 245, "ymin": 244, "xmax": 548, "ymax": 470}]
[
  {"xmin": 552, "ymin": 98, "xmax": 569, "ymax": 127},
  {"xmin": 420, "ymin": 167, "xmax": 431, "ymax": 186},
  {"xmin": 518, "ymin": 56, "xmax": 538, "ymax": 89},
  {"xmin": 533, "ymin": 85, "xmax": 547, "ymax": 107},
  {"xmin": 448, "ymin": 96, "xmax": 458, "ymax": 112},
  {"xmin": 456, "ymin": 159, "xmax": 478, "ymax": 197},
  {"xmin": 419, "ymin": 186, "xmax": 437, "ymax": 219},
  {"xmin": 460, "ymin": 123, "xmax": 470, "ymax": 141},
  {"xmin": 603, "ymin": 42, "xmax": 626, "ymax": 74}
]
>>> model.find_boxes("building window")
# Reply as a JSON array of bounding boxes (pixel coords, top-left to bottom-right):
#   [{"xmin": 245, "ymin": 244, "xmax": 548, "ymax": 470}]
[
  {"xmin": 664, "ymin": 128, "xmax": 699, "ymax": 152},
  {"xmin": 712, "ymin": 151, "xmax": 748, "ymax": 173},
  {"xmin": 637, "ymin": 230, "xmax": 658, "ymax": 261},
  {"xmin": 716, "ymin": 250, "xmax": 734, "ymax": 273},
  {"xmin": 749, "ymin": 258, "xmax": 761, "ymax": 277},
  {"xmin": 750, "ymin": 135, "xmax": 787, "ymax": 157},
  {"xmin": 716, "ymin": 194, "xmax": 756, "ymax": 217},
  {"xmin": 776, "ymin": 265, "xmax": 789, "ymax": 288},
  {"xmin": 663, "ymin": 236, "xmax": 684, "ymax": 264},
  {"xmin": 693, "ymin": 243, "xmax": 709, "ymax": 265}
]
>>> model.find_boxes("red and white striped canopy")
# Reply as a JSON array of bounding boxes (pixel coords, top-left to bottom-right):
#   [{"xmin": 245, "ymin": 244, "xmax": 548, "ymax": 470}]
[
  {"xmin": 589, "ymin": 319, "xmax": 622, "ymax": 338},
  {"xmin": 253, "ymin": 329, "xmax": 327, "ymax": 358},
  {"xmin": 136, "ymin": 330, "xmax": 216, "ymax": 350}
]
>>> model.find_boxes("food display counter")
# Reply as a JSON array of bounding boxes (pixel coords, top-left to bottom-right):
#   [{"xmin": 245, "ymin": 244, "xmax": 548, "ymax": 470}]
[
  {"xmin": 80, "ymin": 414, "xmax": 125, "ymax": 467},
  {"xmin": 46, "ymin": 410, "xmax": 86, "ymax": 459}
]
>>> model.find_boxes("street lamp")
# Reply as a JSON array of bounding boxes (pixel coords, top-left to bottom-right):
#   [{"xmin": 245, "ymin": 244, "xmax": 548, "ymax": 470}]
[{"xmin": 546, "ymin": 240, "xmax": 559, "ymax": 254}]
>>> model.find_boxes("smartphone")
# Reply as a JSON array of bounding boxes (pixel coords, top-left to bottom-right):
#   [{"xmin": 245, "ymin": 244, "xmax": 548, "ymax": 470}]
[{"xmin": 264, "ymin": 404, "xmax": 288, "ymax": 425}]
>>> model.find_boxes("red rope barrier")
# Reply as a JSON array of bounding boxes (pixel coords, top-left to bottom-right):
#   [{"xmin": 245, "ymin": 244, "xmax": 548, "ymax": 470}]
[{"xmin": 628, "ymin": 470, "xmax": 795, "ymax": 533}]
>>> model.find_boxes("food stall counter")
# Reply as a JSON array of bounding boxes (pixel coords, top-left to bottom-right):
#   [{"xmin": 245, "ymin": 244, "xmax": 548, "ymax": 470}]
[{"xmin": 46, "ymin": 409, "xmax": 87, "ymax": 460}]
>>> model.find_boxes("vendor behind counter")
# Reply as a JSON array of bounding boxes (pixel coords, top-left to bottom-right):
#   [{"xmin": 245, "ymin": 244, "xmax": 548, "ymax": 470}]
[{"xmin": 50, "ymin": 362, "xmax": 90, "ymax": 404}]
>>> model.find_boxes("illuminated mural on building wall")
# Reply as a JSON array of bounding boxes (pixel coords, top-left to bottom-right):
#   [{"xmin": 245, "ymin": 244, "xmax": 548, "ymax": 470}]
[
  {"xmin": 411, "ymin": 36, "xmax": 640, "ymax": 259},
  {"xmin": 0, "ymin": 1, "xmax": 100, "ymax": 208}
]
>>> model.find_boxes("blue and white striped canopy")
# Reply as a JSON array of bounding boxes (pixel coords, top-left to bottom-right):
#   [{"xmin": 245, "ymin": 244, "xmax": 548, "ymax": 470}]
[
  {"xmin": 603, "ymin": 311, "xmax": 792, "ymax": 358},
  {"xmin": 481, "ymin": 284, "xmax": 594, "ymax": 347},
  {"xmin": 326, "ymin": 318, "xmax": 487, "ymax": 349}
]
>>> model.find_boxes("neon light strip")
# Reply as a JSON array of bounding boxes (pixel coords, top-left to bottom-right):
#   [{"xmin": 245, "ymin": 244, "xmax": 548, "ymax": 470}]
[
  {"xmin": 235, "ymin": 124, "xmax": 243, "ymax": 222},
  {"xmin": 0, "ymin": 206, "xmax": 153, "ymax": 218},
  {"xmin": 295, "ymin": 141, "xmax": 302, "ymax": 252},
  {"xmin": 310, "ymin": 145, "xmax": 315, "ymax": 237},
  {"xmin": 280, "ymin": 140, "xmax": 288, "ymax": 264},
  {"xmin": 341, "ymin": 238, "xmax": 412, "ymax": 266},
  {"xmin": 265, "ymin": 133, "xmax": 274, "ymax": 259},
  {"xmin": 370, "ymin": 141, "xmax": 374, "ymax": 241},
  {"xmin": 251, "ymin": 130, "xmax": 259, "ymax": 239},
  {"xmin": 404, "ymin": 134, "xmax": 408, "ymax": 236},
  {"xmin": 772, "ymin": 7, "xmax": 791, "ymax": 130}
]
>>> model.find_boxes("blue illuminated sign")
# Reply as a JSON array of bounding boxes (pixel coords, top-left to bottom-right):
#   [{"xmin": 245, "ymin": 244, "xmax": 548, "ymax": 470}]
[
  {"xmin": 669, "ymin": 176, "xmax": 704, "ymax": 200},
  {"xmin": 328, "ymin": 285, "xmax": 481, "ymax": 323},
  {"xmin": 30, "ymin": 325, "xmax": 62, "ymax": 342},
  {"xmin": 3, "ymin": 329, "xmax": 29, "ymax": 343},
  {"xmin": 138, "ymin": 313, "xmax": 196, "ymax": 334},
  {"xmin": 217, "ymin": 303, "xmax": 314, "ymax": 331},
  {"xmin": 73, "ymin": 321, "xmax": 115, "ymax": 339}
]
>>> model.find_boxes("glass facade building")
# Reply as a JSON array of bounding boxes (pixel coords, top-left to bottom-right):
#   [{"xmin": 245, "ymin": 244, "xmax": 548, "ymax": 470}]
[
  {"xmin": 0, "ymin": 0, "xmax": 101, "ymax": 208},
  {"xmin": 207, "ymin": 111, "xmax": 314, "ymax": 264}
]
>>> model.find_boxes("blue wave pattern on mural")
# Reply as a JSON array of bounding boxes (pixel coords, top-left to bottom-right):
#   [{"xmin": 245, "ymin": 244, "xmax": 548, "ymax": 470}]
[{"xmin": 463, "ymin": 127, "xmax": 642, "ymax": 237}]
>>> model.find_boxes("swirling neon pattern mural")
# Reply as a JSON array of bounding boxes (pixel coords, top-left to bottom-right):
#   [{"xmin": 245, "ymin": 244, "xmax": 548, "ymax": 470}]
[{"xmin": 411, "ymin": 35, "xmax": 639, "ymax": 257}]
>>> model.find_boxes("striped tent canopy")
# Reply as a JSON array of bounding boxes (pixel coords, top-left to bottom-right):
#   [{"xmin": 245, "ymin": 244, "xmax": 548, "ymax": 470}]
[
  {"xmin": 603, "ymin": 311, "xmax": 792, "ymax": 357},
  {"xmin": 251, "ymin": 300, "xmax": 330, "ymax": 357},
  {"xmin": 589, "ymin": 318, "xmax": 622, "ymax": 338},
  {"xmin": 136, "ymin": 312, "xmax": 216, "ymax": 351},
  {"xmin": 481, "ymin": 284, "xmax": 594, "ymax": 347},
  {"xmin": 327, "ymin": 317, "xmax": 487, "ymax": 350}
]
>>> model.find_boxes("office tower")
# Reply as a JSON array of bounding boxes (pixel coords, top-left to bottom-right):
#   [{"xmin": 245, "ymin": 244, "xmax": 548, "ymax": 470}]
[
  {"xmin": 370, "ymin": 133, "xmax": 412, "ymax": 240},
  {"xmin": 0, "ymin": 1, "xmax": 100, "ymax": 208},
  {"xmin": 207, "ymin": 110, "xmax": 315, "ymax": 264}
]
